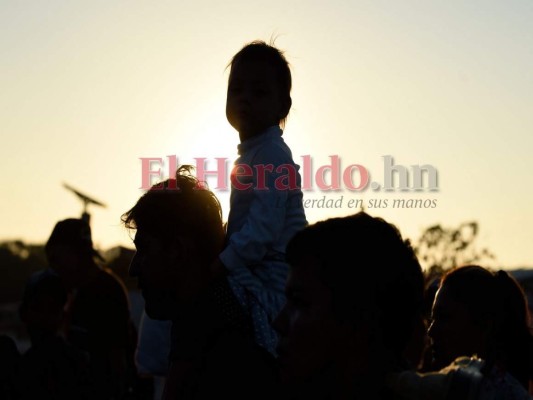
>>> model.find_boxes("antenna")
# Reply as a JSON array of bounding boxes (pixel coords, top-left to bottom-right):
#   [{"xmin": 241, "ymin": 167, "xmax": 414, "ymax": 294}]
[{"xmin": 63, "ymin": 182, "xmax": 106, "ymax": 224}]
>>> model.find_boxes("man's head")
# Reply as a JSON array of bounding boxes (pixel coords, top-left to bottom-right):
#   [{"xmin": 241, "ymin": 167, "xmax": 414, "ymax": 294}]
[
  {"xmin": 273, "ymin": 212, "xmax": 424, "ymax": 385},
  {"xmin": 122, "ymin": 165, "xmax": 225, "ymax": 320},
  {"xmin": 45, "ymin": 218, "xmax": 103, "ymax": 287}
]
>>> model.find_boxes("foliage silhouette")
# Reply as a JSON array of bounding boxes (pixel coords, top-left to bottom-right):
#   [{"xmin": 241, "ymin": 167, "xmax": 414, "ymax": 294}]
[{"xmin": 415, "ymin": 221, "xmax": 496, "ymax": 278}]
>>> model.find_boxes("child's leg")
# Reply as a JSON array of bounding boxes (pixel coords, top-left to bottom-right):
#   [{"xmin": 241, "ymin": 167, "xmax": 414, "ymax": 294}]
[{"xmin": 226, "ymin": 261, "xmax": 288, "ymax": 355}]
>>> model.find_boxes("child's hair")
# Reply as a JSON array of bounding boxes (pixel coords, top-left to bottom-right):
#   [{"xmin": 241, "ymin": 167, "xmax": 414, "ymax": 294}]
[{"xmin": 228, "ymin": 40, "xmax": 292, "ymax": 128}]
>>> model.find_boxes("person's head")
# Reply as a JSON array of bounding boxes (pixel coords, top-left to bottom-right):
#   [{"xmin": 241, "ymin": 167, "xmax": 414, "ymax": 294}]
[
  {"xmin": 19, "ymin": 270, "xmax": 67, "ymax": 342},
  {"xmin": 45, "ymin": 218, "xmax": 104, "ymax": 287},
  {"xmin": 226, "ymin": 40, "xmax": 292, "ymax": 140},
  {"xmin": 428, "ymin": 265, "xmax": 531, "ymax": 387},
  {"xmin": 122, "ymin": 165, "xmax": 225, "ymax": 321},
  {"xmin": 273, "ymin": 212, "xmax": 424, "ymax": 391}
]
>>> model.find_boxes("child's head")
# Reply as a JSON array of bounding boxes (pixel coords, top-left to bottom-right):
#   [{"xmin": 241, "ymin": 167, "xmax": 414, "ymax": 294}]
[{"xmin": 226, "ymin": 40, "xmax": 292, "ymax": 139}]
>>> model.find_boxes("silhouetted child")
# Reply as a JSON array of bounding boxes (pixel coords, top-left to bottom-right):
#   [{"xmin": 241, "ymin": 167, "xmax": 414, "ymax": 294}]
[
  {"xmin": 18, "ymin": 269, "xmax": 94, "ymax": 400},
  {"xmin": 212, "ymin": 40, "xmax": 307, "ymax": 355}
]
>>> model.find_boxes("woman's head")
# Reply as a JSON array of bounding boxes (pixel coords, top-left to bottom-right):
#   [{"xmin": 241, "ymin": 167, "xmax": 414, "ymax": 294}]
[{"xmin": 429, "ymin": 265, "xmax": 531, "ymax": 387}]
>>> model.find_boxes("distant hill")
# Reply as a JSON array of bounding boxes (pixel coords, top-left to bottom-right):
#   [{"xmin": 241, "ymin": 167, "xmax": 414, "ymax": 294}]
[{"xmin": 508, "ymin": 268, "xmax": 533, "ymax": 295}]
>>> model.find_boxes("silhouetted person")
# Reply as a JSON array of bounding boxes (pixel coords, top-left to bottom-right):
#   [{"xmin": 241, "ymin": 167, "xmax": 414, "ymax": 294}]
[
  {"xmin": 18, "ymin": 269, "xmax": 94, "ymax": 400},
  {"xmin": 122, "ymin": 165, "xmax": 283, "ymax": 400},
  {"xmin": 211, "ymin": 40, "xmax": 307, "ymax": 355},
  {"xmin": 45, "ymin": 218, "xmax": 136, "ymax": 399},
  {"xmin": 272, "ymin": 212, "xmax": 425, "ymax": 399},
  {"xmin": 428, "ymin": 265, "xmax": 532, "ymax": 390},
  {"xmin": 389, "ymin": 266, "xmax": 532, "ymax": 399},
  {"xmin": 272, "ymin": 215, "xmax": 533, "ymax": 400}
]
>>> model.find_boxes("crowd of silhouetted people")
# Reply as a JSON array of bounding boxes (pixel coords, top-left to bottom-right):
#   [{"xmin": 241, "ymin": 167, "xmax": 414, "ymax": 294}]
[
  {"xmin": 1, "ymin": 176, "xmax": 532, "ymax": 399},
  {"xmin": 1, "ymin": 39, "xmax": 533, "ymax": 399}
]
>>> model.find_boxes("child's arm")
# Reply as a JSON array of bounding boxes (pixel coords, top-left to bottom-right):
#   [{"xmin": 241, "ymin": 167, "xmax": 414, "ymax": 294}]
[
  {"xmin": 218, "ymin": 189, "xmax": 289, "ymax": 319},
  {"xmin": 219, "ymin": 142, "xmax": 307, "ymax": 304},
  {"xmin": 220, "ymin": 145, "xmax": 294, "ymax": 265}
]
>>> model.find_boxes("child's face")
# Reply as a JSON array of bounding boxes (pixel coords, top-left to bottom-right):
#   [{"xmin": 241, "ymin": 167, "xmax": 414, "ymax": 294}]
[{"xmin": 226, "ymin": 59, "xmax": 286, "ymax": 139}]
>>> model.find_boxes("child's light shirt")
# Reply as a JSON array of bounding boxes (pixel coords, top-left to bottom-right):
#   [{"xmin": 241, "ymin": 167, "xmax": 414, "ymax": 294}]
[{"xmin": 219, "ymin": 125, "xmax": 307, "ymax": 354}]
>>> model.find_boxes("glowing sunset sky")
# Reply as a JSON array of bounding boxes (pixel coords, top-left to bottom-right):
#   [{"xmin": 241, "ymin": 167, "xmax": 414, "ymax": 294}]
[{"xmin": 1, "ymin": 0, "xmax": 532, "ymax": 269}]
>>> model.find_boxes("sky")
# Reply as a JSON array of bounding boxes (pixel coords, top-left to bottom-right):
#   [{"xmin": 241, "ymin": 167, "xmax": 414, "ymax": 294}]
[{"xmin": 1, "ymin": 0, "xmax": 532, "ymax": 269}]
